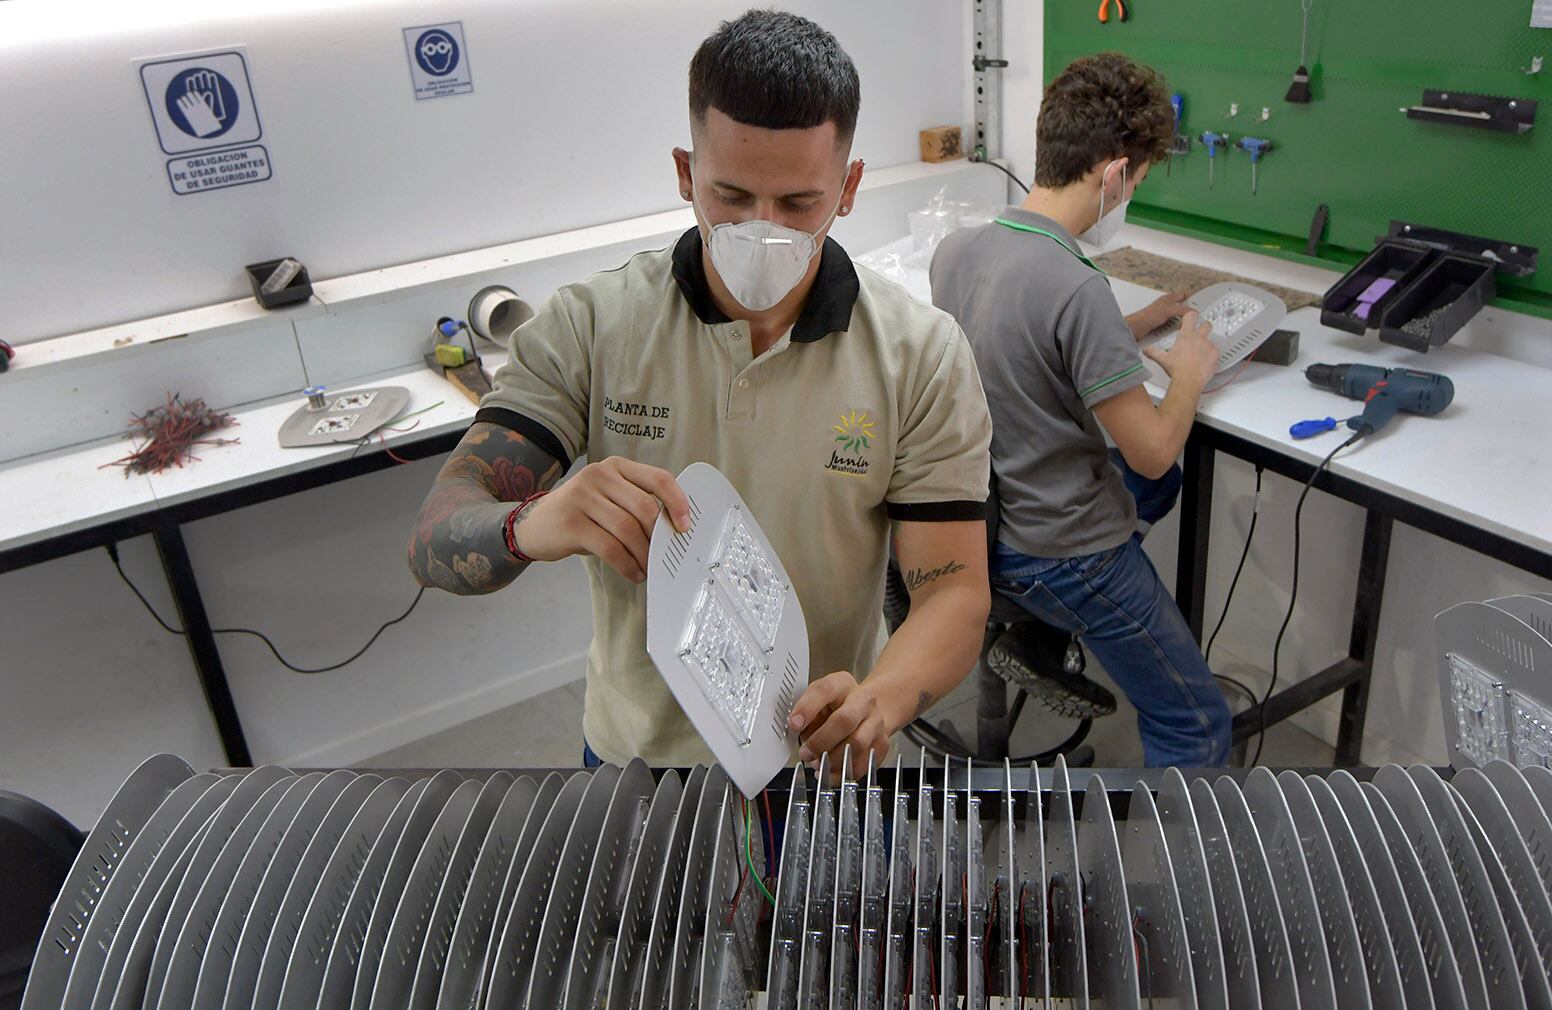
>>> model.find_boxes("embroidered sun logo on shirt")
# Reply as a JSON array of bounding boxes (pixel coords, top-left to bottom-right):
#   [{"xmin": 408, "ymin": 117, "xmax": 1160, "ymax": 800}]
[{"xmin": 832, "ymin": 410, "xmax": 876, "ymax": 453}]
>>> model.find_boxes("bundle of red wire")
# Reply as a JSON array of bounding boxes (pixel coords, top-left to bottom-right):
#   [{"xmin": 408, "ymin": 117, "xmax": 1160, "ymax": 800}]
[{"xmin": 102, "ymin": 393, "xmax": 239, "ymax": 476}]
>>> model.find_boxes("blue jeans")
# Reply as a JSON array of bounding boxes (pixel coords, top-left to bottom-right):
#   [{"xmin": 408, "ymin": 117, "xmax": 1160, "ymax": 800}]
[
  {"xmin": 582, "ymin": 741, "xmax": 602, "ymax": 768},
  {"xmin": 991, "ymin": 453, "xmax": 1232, "ymax": 767}
]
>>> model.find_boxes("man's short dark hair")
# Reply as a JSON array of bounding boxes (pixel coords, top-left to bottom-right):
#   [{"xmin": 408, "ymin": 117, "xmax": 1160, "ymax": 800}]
[
  {"xmin": 689, "ymin": 9, "xmax": 861, "ymax": 144},
  {"xmin": 1034, "ymin": 53, "xmax": 1172, "ymax": 188}
]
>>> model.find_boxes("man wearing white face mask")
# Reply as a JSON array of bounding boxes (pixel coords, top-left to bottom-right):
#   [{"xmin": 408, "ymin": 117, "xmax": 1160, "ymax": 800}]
[
  {"xmin": 407, "ymin": 10, "xmax": 994, "ymax": 778},
  {"xmin": 931, "ymin": 53, "xmax": 1232, "ymax": 767}
]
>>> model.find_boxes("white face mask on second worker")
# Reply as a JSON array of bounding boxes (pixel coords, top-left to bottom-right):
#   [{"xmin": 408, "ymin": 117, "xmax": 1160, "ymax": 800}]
[
  {"xmin": 1078, "ymin": 159, "xmax": 1129, "ymax": 247},
  {"xmin": 689, "ymin": 158, "xmax": 848, "ymax": 312}
]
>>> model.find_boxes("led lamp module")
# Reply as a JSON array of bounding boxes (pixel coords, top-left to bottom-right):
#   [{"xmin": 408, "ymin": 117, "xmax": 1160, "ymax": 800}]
[
  {"xmin": 1142, "ymin": 282, "xmax": 1287, "ymax": 393},
  {"xmin": 646, "ymin": 463, "xmax": 807, "ymax": 798}
]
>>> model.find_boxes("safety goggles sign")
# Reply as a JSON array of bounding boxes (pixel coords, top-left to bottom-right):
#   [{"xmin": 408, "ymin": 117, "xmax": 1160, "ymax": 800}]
[
  {"xmin": 138, "ymin": 49, "xmax": 271, "ymax": 195},
  {"xmin": 403, "ymin": 22, "xmax": 474, "ymax": 100}
]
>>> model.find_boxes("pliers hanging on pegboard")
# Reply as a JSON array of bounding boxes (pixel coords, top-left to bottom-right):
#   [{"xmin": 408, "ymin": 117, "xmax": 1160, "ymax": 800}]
[{"xmin": 1098, "ymin": 0, "xmax": 1129, "ymax": 23}]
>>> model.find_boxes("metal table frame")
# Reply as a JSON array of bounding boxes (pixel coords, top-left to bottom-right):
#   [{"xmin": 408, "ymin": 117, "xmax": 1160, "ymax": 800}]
[
  {"xmin": 0, "ymin": 428, "xmax": 465, "ymax": 767},
  {"xmin": 1175, "ymin": 423, "xmax": 1552, "ymax": 765}
]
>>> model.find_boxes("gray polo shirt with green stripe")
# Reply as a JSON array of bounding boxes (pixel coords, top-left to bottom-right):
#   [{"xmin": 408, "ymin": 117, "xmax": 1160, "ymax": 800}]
[{"xmin": 930, "ymin": 207, "xmax": 1147, "ymax": 558}]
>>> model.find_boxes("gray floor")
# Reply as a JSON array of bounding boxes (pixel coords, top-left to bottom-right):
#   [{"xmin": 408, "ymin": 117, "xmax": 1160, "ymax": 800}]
[{"xmin": 360, "ymin": 649, "xmax": 1333, "ymax": 771}]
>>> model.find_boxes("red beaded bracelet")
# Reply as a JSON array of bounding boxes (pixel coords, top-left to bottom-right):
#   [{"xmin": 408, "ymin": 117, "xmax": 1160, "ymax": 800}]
[{"xmin": 503, "ymin": 490, "xmax": 549, "ymax": 562}]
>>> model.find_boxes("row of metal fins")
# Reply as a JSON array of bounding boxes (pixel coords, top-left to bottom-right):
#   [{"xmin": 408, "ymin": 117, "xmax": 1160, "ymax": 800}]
[{"xmin": 21, "ymin": 751, "xmax": 1552, "ymax": 1010}]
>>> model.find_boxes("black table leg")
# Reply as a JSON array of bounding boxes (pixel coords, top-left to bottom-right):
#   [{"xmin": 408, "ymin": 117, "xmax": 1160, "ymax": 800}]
[
  {"xmin": 1176, "ymin": 427, "xmax": 1215, "ymax": 641},
  {"xmin": 1335, "ymin": 510, "xmax": 1392, "ymax": 766},
  {"xmin": 152, "ymin": 524, "xmax": 253, "ymax": 766},
  {"xmin": 976, "ymin": 659, "xmax": 1010, "ymax": 762}
]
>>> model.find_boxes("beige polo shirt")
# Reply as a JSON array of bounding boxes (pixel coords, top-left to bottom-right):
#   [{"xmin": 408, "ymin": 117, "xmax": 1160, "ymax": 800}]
[{"xmin": 477, "ymin": 228, "xmax": 992, "ymax": 766}]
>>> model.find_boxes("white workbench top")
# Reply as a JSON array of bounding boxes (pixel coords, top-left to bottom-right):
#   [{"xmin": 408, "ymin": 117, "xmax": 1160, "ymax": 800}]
[
  {"xmin": 869, "ymin": 225, "xmax": 1552, "ymax": 560},
  {"xmin": 0, "ymin": 366, "xmax": 476, "ymax": 557}
]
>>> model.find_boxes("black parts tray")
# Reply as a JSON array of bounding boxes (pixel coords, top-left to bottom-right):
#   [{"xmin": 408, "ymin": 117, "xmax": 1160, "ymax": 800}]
[
  {"xmin": 1377, "ymin": 253, "xmax": 1496, "ymax": 353},
  {"xmin": 1320, "ymin": 239, "xmax": 1433, "ymax": 336},
  {"xmin": 245, "ymin": 258, "xmax": 313, "ymax": 309}
]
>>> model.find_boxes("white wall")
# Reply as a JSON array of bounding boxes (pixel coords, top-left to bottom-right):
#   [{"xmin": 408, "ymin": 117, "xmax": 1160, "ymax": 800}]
[
  {"xmin": 0, "ymin": 0, "xmax": 967, "ymax": 344},
  {"xmin": 1, "ymin": 1, "xmax": 984, "ymax": 826}
]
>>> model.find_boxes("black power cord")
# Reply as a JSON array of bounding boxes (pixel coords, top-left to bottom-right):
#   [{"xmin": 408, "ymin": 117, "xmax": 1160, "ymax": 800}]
[
  {"xmin": 969, "ymin": 154, "xmax": 1031, "ymax": 194},
  {"xmin": 1206, "ymin": 466, "xmax": 1265, "ymax": 707},
  {"xmin": 107, "ymin": 543, "xmax": 424, "ymax": 674},
  {"xmin": 1251, "ymin": 429, "xmax": 1366, "ymax": 765}
]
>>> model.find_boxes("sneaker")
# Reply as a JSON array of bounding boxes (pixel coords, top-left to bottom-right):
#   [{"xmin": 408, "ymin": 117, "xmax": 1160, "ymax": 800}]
[{"xmin": 986, "ymin": 622, "xmax": 1117, "ymax": 719}]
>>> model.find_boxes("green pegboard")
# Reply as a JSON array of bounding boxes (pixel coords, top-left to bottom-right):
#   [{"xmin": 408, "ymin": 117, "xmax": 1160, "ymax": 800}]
[{"xmin": 1044, "ymin": 0, "xmax": 1551, "ymax": 317}]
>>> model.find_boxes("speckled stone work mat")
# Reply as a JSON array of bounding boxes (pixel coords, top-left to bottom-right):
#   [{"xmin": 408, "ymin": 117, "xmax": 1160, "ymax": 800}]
[{"xmin": 1094, "ymin": 246, "xmax": 1324, "ymax": 313}]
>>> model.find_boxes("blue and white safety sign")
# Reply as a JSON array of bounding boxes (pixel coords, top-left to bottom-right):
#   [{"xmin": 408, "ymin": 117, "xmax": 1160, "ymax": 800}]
[
  {"xmin": 139, "ymin": 49, "xmax": 271, "ymax": 195},
  {"xmin": 403, "ymin": 22, "xmax": 474, "ymax": 100}
]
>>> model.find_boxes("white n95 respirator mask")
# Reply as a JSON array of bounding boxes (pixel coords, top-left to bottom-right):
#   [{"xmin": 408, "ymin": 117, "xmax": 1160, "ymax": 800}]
[
  {"xmin": 1078, "ymin": 159, "xmax": 1129, "ymax": 247},
  {"xmin": 690, "ymin": 161, "xmax": 847, "ymax": 312}
]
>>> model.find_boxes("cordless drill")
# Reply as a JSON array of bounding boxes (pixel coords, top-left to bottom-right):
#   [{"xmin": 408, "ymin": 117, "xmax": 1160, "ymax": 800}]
[{"xmin": 1292, "ymin": 362, "xmax": 1454, "ymax": 439}]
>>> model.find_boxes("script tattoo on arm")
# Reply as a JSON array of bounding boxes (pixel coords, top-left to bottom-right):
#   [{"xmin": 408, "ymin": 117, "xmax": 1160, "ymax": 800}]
[
  {"xmin": 903, "ymin": 560, "xmax": 968, "ymax": 594},
  {"xmin": 406, "ymin": 422, "xmax": 564, "ymax": 595}
]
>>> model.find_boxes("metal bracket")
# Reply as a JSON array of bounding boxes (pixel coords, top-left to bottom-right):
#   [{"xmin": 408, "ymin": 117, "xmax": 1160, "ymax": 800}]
[
  {"xmin": 1387, "ymin": 220, "xmax": 1539, "ymax": 277},
  {"xmin": 972, "ymin": 0, "xmax": 1005, "ymax": 161}
]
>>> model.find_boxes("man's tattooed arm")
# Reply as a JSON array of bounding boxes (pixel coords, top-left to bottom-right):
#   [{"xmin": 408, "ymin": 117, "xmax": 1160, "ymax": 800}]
[
  {"xmin": 903, "ymin": 560, "xmax": 968, "ymax": 593},
  {"xmin": 406, "ymin": 422, "xmax": 565, "ymax": 595}
]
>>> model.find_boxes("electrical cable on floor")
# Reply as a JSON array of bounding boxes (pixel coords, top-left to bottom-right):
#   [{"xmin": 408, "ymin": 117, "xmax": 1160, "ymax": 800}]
[
  {"xmin": 1251, "ymin": 429, "xmax": 1366, "ymax": 765},
  {"xmin": 1205, "ymin": 466, "xmax": 1265, "ymax": 708},
  {"xmin": 106, "ymin": 542, "xmax": 423, "ymax": 674},
  {"xmin": 969, "ymin": 153, "xmax": 1031, "ymax": 194}
]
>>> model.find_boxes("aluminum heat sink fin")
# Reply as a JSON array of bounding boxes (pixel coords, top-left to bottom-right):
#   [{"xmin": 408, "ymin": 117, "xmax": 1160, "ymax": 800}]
[
  {"xmin": 796, "ymin": 754, "xmax": 838, "ymax": 1008},
  {"xmin": 1077, "ymin": 773, "xmax": 1139, "ymax": 1010},
  {"xmin": 1452, "ymin": 769, "xmax": 1552, "ymax": 987},
  {"xmin": 1375, "ymin": 766, "xmax": 1520, "ymax": 1010},
  {"xmin": 401, "ymin": 772, "xmax": 517, "ymax": 1010},
  {"xmin": 525, "ymin": 763, "xmax": 634, "ymax": 1010},
  {"xmin": 310, "ymin": 775, "xmax": 440, "ymax": 1010},
  {"xmin": 965, "ymin": 762, "xmax": 988, "ymax": 1009},
  {"xmin": 1249, "ymin": 769, "xmax": 1369, "ymax": 1010},
  {"xmin": 604, "ymin": 768, "xmax": 690, "ymax": 1010},
  {"xmin": 1278, "ymin": 771, "xmax": 1398, "ymax": 1010},
  {"xmin": 764, "ymin": 764, "xmax": 809, "ymax": 1010},
  {"xmin": 364, "ymin": 775, "xmax": 492, "ymax": 1010},
  {"xmin": 342, "ymin": 770, "xmax": 464, "ymax": 1010},
  {"xmin": 1120, "ymin": 784, "xmax": 1198, "ymax": 1010},
  {"xmin": 223, "ymin": 770, "xmax": 360, "ymax": 1010},
  {"xmin": 1423, "ymin": 770, "xmax": 1552, "ymax": 1010},
  {"xmin": 1155, "ymin": 770, "xmax": 1234, "ymax": 1010},
  {"xmin": 1046, "ymin": 755, "xmax": 1087, "ymax": 1010},
  {"xmin": 633, "ymin": 766, "xmax": 710, "ymax": 1010},
  {"xmin": 857, "ymin": 753, "xmax": 887, "ymax": 1010},
  {"xmin": 481, "ymin": 769, "xmax": 603, "ymax": 1010},
  {"xmin": 826, "ymin": 748, "xmax": 862, "ymax": 1010},
  {"xmin": 1022, "ymin": 762, "xmax": 1049, "ymax": 1010},
  {"xmin": 156, "ymin": 774, "xmax": 311, "ymax": 1010},
  {"xmin": 1481, "ymin": 761, "xmax": 1552, "ymax": 899},
  {"xmin": 1303, "ymin": 774, "xmax": 1430, "ymax": 1010},
  {"xmin": 274, "ymin": 777, "xmax": 413, "ymax": 1010},
  {"xmin": 96, "ymin": 816, "xmax": 215, "ymax": 1010},
  {"xmin": 940, "ymin": 764, "xmax": 964, "ymax": 1008},
  {"xmin": 427, "ymin": 774, "xmax": 540, "ymax": 1010},
  {"xmin": 880, "ymin": 756, "xmax": 912, "ymax": 1010},
  {"xmin": 910, "ymin": 753, "xmax": 937, "ymax": 1010},
  {"xmin": 1202, "ymin": 778, "xmax": 1299, "ymax": 1010},
  {"xmin": 21, "ymin": 753, "xmax": 195, "ymax": 1010},
  {"xmin": 60, "ymin": 773, "xmax": 228, "ymax": 1010},
  {"xmin": 666, "ymin": 764, "xmax": 732, "ymax": 1009},
  {"xmin": 995, "ymin": 759, "xmax": 1018, "ymax": 1009},
  {"xmin": 1236, "ymin": 770, "xmax": 1341, "ymax": 1010},
  {"xmin": 472, "ymin": 773, "xmax": 566, "ymax": 1010},
  {"xmin": 698, "ymin": 765, "xmax": 767, "ymax": 1010},
  {"xmin": 188, "ymin": 772, "xmax": 331, "ymax": 1010},
  {"xmin": 137, "ymin": 767, "xmax": 295, "ymax": 1010},
  {"xmin": 1528, "ymin": 766, "xmax": 1552, "ymax": 814},
  {"xmin": 253, "ymin": 774, "xmax": 386, "ymax": 1010},
  {"xmin": 563, "ymin": 760, "xmax": 657, "ymax": 1010},
  {"xmin": 1360, "ymin": 779, "xmax": 1485, "ymax": 1010}
]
